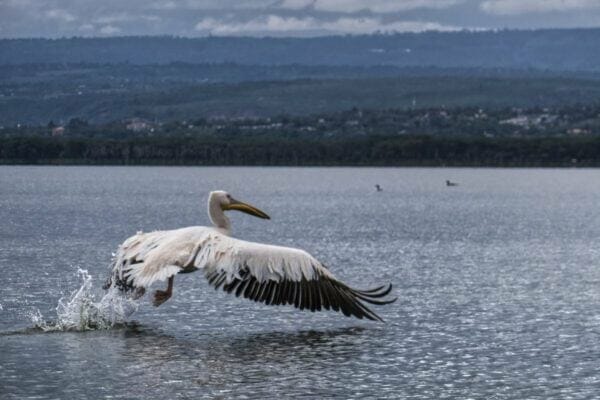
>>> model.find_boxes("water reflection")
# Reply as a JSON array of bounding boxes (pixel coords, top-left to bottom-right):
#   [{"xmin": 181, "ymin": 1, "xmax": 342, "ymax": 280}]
[
  {"xmin": 119, "ymin": 324, "xmax": 371, "ymax": 375},
  {"xmin": 1, "ymin": 324, "xmax": 384, "ymax": 399}
]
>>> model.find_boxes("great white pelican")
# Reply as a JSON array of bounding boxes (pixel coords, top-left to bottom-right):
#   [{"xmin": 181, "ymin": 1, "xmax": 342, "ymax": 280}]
[{"xmin": 104, "ymin": 191, "xmax": 396, "ymax": 321}]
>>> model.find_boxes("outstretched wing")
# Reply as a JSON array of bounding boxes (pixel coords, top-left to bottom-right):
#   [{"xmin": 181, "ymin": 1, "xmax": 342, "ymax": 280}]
[{"xmin": 196, "ymin": 234, "xmax": 396, "ymax": 322}]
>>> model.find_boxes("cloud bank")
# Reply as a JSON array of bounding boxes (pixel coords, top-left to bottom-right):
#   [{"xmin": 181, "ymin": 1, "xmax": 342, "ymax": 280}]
[
  {"xmin": 194, "ymin": 15, "xmax": 461, "ymax": 36},
  {"xmin": 481, "ymin": 0, "xmax": 600, "ymax": 15}
]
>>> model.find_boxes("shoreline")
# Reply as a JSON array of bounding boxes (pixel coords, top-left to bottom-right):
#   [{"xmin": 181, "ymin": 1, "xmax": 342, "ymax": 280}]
[
  {"xmin": 2, "ymin": 135, "xmax": 598, "ymax": 167},
  {"xmin": 0, "ymin": 160, "xmax": 588, "ymax": 167}
]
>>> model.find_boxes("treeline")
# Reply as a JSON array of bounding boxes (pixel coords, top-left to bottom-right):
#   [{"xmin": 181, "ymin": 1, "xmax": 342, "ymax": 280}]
[{"xmin": 1, "ymin": 135, "xmax": 599, "ymax": 166}]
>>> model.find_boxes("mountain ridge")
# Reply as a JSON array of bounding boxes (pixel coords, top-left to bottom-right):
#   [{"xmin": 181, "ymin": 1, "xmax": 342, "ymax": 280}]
[{"xmin": 2, "ymin": 28, "xmax": 599, "ymax": 71}]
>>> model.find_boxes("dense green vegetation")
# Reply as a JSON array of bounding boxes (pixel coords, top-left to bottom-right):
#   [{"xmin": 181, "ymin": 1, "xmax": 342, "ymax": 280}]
[{"xmin": 1, "ymin": 135, "xmax": 597, "ymax": 166}]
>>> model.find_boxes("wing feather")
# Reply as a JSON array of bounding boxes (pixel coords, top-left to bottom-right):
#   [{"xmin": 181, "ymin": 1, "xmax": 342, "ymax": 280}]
[
  {"xmin": 198, "ymin": 233, "xmax": 396, "ymax": 322},
  {"xmin": 105, "ymin": 227, "xmax": 212, "ymax": 290}
]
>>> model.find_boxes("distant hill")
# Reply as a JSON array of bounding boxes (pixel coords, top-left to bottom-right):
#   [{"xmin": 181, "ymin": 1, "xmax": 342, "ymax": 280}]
[
  {"xmin": 3, "ymin": 74, "xmax": 600, "ymax": 126},
  {"xmin": 4, "ymin": 29, "xmax": 600, "ymax": 126},
  {"xmin": 1, "ymin": 29, "xmax": 600, "ymax": 71}
]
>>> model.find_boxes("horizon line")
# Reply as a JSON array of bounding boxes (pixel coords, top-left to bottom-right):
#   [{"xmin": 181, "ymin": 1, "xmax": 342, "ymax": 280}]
[{"xmin": 3, "ymin": 26, "xmax": 600, "ymax": 40}]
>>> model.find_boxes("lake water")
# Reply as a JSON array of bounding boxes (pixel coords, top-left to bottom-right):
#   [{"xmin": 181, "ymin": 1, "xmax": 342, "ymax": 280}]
[{"xmin": 2, "ymin": 166, "xmax": 600, "ymax": 399}]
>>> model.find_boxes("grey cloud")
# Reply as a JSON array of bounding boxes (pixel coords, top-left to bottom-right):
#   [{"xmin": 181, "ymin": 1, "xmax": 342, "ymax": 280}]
[
  {"xmin": 308, "ymin": 0, "xmax": 465, "ymax": 13},
  {"xmin": 481, "ymin": 0, "xmax": 600, "ymax": 15},
  {"xmin": 98, "ymin": 25, "xmax": 121, "ymax": 35},
  {"xmin": 149, "ymin": 0, "xmax": 278, "ymax": 10},
  {"xmin": 194, "ymin": 14, "xmax": 462, "ymax": 36},
  {"xmin": 45, "ymin": 9, "xmax": 77, "ymax": 22}
]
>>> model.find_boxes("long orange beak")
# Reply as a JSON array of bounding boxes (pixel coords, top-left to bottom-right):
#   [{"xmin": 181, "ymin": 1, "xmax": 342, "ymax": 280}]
[{"xmin": 224, "ymin": 198, "xmax": 270, "ymax": 219}]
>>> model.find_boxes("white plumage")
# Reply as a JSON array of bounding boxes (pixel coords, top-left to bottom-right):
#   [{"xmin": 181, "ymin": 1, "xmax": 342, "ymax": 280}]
[{"xmin": 105, "ymin": 191, "xmax": 396, "ymax": 321}]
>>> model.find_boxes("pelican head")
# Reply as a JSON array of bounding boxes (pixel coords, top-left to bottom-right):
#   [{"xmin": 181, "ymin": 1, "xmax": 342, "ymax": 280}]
[{"xmin": 208, "ymin": 191, "xmax": 270, "ymax": 232}]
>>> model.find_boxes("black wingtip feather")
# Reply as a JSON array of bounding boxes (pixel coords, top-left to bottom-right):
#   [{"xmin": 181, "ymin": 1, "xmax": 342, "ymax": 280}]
[
  {"xmin": 206, "ymin": 266, "xmax": 395, "ymax": 323},
  {"xmin": 353, "ymin": 283, "xmax": 393, "ymax": 298}
]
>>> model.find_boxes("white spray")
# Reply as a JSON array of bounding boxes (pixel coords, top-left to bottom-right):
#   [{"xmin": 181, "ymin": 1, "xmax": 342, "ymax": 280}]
[{"xmin": 30, "ymin": 268, "xmax": 139, "ymax": 332}]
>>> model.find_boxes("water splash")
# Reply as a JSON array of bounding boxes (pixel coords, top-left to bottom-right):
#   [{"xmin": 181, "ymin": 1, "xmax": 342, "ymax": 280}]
[{"xmin": 30, "ymin": 268, "xmax": 140, "ymax": 332}]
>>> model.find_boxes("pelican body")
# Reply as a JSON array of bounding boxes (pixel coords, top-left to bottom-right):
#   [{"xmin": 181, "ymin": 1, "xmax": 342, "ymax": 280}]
[{"xmin": 104, "ymin": 191, "xmax": 396, "ymax": 321}]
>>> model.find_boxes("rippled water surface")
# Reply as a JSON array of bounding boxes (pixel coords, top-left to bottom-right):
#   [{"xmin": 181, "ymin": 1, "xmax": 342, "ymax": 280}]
[{"xmin": 2, "ymin": 166, "xmax": 600, "ymax": 399}]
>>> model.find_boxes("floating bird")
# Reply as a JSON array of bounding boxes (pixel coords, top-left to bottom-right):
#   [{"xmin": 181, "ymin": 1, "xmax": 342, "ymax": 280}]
[
  {"xmin": 375, "ymin": 184, "xmax": 383, "ymax": 192},
  {"xmin": 446, "ymin": 180, "xmax": 458, "ymax": 187},
  {"xmin": 104, "ymin": 191, "xmax": 396, "ymax": 321}
]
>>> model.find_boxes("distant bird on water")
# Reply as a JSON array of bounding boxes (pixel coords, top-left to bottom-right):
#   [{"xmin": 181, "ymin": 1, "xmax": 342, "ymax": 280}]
[
  {"xmin": 446, "ymin": 180, "xmax": 458, "ymax": 187},
  {"xmin": 104, "ymin": 191, "xmax": 396, "ymax": 321},
  {"xmin": 375, "ymin": 184, "xmax": 383, "ymax": 192}
]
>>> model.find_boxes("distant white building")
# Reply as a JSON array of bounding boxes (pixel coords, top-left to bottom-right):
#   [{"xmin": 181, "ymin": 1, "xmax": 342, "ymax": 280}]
[
  {"xmin": 51, "ymin": 126, "xmax": 65, "ymax": 137},
  {"xmin": 500, "ymin": 114, "xmax": 557, "ymax": 128},
  {"xmin": 567, "ymin": 128, "xmax": 590, "ymax": 136},
  {"xmin": 500, "ymin": 115, "xmax": 529, "ymax": 127},
  {"xmin": 125, "ymin": 118, "xmax": 152, "ymax": 132}
]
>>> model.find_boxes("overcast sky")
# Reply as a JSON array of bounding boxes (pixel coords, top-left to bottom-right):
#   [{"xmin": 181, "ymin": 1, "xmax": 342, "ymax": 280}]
[{"xmin": 2, "ymin": 0, "xmax": 600, "ymax": 38}]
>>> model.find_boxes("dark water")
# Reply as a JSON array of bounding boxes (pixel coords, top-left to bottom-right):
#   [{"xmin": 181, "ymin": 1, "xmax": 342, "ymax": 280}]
[{"xmin": 2, "ymin": 166, "xmax": 600, "ymax": 399}]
